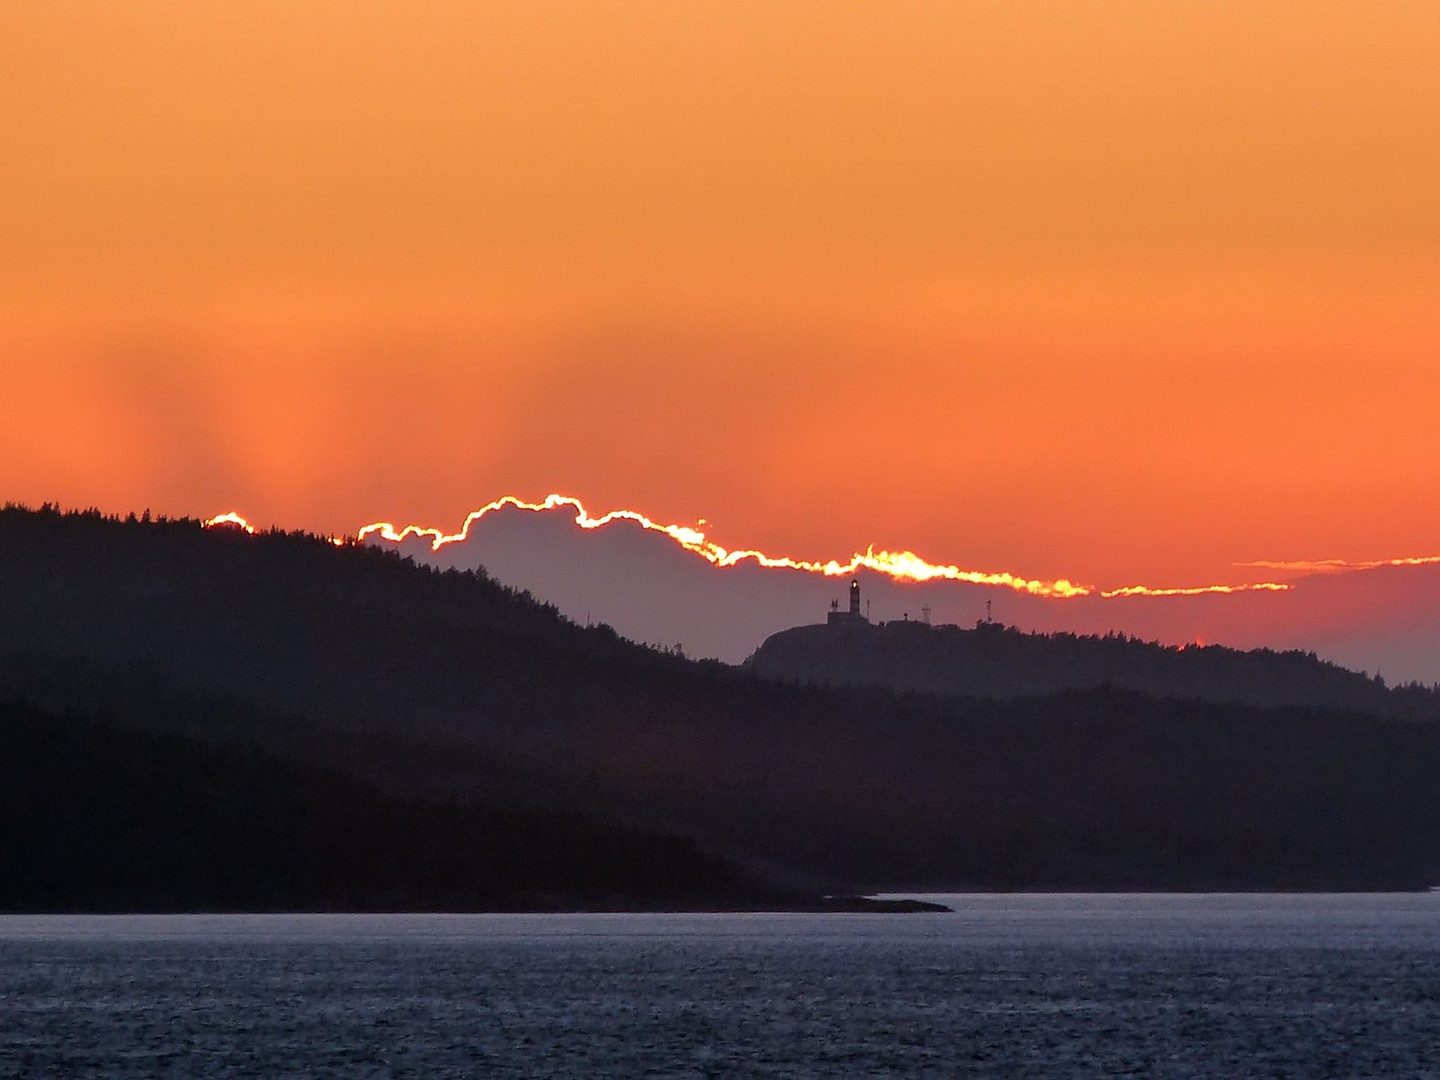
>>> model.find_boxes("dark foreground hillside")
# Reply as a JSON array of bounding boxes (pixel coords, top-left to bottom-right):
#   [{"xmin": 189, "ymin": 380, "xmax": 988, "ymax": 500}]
[
  {"xmin": 747, "ymin": 618, "xmax": 1440, "ymax": 718},
  {"xmin": 0, "ymin": 698, "xmax": 808, "ymax": 912},
  {"xmin": 4, "ymin": 503, "xmax": 1440, "ymax": 892}
]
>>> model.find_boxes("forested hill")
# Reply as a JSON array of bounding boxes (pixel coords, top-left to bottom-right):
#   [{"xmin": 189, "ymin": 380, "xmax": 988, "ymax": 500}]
[
  {"xmin": 0, "ymin": 506, "xmax": 926, "ymax": 910},
  {"xmin": 6, "ymin": 502, "xmax": 1440, "ymax": 895},
  {"xmin": 746, "ymin": 618, "xmax": 1440, "ymax": 718},
  {"xmin": 0, "ymin": 698, "xmax": 778, "ymax": 913}
]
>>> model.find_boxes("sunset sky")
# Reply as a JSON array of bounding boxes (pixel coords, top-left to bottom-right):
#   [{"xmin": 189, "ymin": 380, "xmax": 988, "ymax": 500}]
[{"xmin": 4, "ymin": 1, "xmax": 1438, "ymax": 601}]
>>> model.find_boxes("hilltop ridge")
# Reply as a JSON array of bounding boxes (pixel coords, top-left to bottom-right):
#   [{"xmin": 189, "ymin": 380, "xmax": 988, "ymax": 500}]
[{"xmin": 746, "ymin": 616, "xmax": 1440, "ymax": 718}]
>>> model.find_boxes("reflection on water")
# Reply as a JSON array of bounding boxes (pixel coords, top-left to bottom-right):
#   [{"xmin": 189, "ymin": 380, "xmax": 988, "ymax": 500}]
[{"xmin": 3, "ymin": 895, "xmax": 1439, "ymax": 1078}]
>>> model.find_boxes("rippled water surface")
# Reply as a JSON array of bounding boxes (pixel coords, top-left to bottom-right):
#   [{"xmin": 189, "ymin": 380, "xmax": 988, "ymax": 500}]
[{"xmin": 4, "ymin": 894, "xmax": 1440, "ymax": 1078}]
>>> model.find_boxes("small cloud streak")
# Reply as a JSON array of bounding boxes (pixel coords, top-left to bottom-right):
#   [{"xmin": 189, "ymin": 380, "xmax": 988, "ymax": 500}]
[
  {"xmin": 1237, "ymin": 555, "xmax": 1440, "ymax": 575},
  {"xmin": 1100, "ymin": 582, "xmax": 1291, "ymax": 599}
]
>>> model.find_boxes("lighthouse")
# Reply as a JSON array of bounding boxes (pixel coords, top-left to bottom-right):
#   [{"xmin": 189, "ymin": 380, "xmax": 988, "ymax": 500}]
[{"xmin": 828, "ymin": 577, "xmax": 868, "ymax": 625}]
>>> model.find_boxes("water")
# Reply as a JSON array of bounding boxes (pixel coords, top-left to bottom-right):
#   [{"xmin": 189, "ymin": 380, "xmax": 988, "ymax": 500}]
[{"xmin": 4, "ymin": 895, "xmax": 1440, "ymax": 1078}]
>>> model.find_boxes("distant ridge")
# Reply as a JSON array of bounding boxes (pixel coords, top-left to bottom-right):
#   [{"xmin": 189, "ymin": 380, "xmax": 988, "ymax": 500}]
[{"xmin": 746, "ymin": 618, "xmax": 1440, "ymax": 718}]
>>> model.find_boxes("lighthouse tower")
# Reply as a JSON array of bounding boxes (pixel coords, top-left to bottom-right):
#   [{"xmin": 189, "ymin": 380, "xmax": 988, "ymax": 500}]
[{"xmin": 828, "ymin": 577, "xmax": 868, "ymax": 625}]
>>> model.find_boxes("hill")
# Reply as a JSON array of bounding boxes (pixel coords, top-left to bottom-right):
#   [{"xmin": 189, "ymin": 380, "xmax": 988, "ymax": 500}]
[
  {"xmin": 746, "ymin": 618, "xmax": 1440, "ymax": 718},
  {"xmin": 0, "ymin": 699, "xmax": 782, "ymax": 913},
  {"xmin": 4, "ymin": 503, "xmax": 1440, "ymax": 893}
]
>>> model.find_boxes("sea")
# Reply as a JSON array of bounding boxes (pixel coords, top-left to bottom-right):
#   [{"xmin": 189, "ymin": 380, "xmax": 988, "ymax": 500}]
[{"xmin": 3, "ymin": 894, "xmax": 1440, "ymax": 1078}]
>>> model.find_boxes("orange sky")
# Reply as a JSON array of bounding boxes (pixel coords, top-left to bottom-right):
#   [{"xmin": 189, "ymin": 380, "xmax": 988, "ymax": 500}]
[{"xmin": 4, "ymin": 1, "xmax": 1439, "ymax": 590}]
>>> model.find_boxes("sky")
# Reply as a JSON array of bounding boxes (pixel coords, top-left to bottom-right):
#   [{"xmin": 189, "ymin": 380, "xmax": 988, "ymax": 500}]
[{"xmin": 4, "ymin": 2, "xmax": 1439, "ymax": 625}]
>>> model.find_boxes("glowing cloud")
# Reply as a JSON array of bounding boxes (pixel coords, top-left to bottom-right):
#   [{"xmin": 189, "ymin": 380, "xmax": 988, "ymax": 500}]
[
  {"xmin": 353, "ymin": 494, "xmax": 1293, "ymax": 600},
  {"xmin": 203, "ymin": 512, "xmax": 256, "ymax": 534},
  {"xmin": 203, "ymin": 512, "xmax": 346, "ymax": 546}
]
